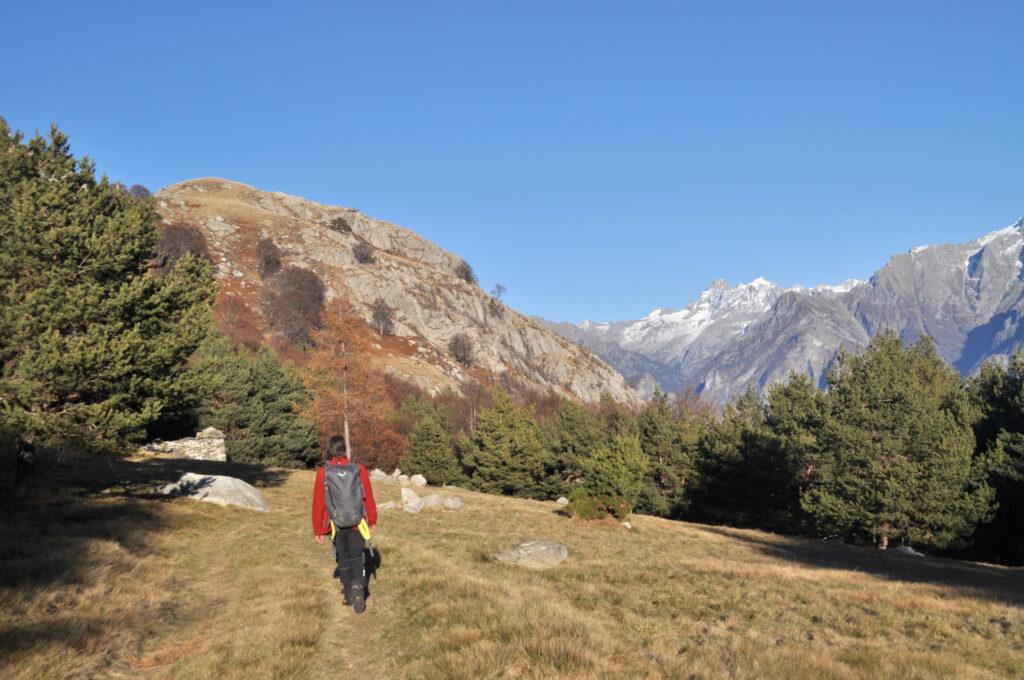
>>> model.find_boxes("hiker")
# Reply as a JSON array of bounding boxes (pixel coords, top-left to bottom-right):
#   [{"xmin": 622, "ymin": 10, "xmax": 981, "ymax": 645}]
[{"xmin": 311, "ymin": 435, "xmax": 378, "ymax": 613}]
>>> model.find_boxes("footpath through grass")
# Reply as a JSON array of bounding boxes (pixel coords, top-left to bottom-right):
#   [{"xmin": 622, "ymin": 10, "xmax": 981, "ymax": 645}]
[{"xmin": 2, "ymin": 454, "xmax": 1023, "ymax": 679}]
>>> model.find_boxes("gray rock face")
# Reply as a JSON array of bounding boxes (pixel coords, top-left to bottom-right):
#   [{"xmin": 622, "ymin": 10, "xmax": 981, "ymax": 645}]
[
  {"xmin": 544, "ymin": 218, "xmax": 1024, "ymax": 403},
  {"xmin": 156, "ymin": 179, "xmax": 639, "ymax": 406},
  {"xmin": 157, "ymin": 473, "xmax": 268, "ymax": 512},
  {"xmin": 493, "ymin": 540, "xmax": 568, "ymax": 570}
]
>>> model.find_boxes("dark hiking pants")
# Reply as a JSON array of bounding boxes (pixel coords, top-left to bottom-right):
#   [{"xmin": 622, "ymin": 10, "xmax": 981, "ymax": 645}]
[{"xmin": 332, "ymin": 526, "xmax": 366, "ymax": 597}]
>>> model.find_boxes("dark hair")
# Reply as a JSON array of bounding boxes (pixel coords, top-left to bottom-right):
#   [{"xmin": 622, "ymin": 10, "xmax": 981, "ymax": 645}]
[{"xmin": 326, "ymin": 435, "xmax": 348, "ymax": 459}]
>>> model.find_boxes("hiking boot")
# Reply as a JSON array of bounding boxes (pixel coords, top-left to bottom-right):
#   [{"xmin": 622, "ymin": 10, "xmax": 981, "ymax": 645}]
[{"xmin": 350, "ymin": 584, "xmax": 366, "ymax": 614}]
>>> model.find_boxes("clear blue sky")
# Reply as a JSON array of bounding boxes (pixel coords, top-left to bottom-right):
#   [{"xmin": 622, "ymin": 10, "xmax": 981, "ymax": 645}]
[{"xmin": 3, "ymin": 2, "xmax": 1022, "ymax": 322}]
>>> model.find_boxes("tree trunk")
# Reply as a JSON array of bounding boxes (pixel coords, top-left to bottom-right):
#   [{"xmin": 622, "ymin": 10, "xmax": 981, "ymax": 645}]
[{"xmin": 14, "ymin": 444, "xmax": 36, "ymax": 490}]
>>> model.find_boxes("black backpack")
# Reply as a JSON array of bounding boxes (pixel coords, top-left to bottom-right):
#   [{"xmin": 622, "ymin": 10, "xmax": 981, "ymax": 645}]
[{"xmin": 323, "ymin": 461, "xmax": 365, "ymax": 528}]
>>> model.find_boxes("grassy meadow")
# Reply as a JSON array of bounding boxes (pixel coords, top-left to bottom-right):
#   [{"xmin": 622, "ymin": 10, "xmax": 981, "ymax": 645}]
[{"xmin": 1, "ymin": 454, "xmax": 1022, "ymax": 679}]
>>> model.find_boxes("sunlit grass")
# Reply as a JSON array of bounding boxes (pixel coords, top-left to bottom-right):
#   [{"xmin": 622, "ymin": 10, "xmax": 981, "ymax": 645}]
[{"xmin": 2, "ymin": 455, "xmax": 1022, "ymax": 679}]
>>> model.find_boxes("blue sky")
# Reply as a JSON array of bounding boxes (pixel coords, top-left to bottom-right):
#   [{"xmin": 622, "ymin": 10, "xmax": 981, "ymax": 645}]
[{"xmin": 3, "ymin": 2, "xmax": 1022, "ymax": 322}]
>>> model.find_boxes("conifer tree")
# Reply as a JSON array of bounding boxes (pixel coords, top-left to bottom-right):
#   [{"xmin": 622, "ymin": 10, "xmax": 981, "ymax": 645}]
[
  {"xmin": 0, "ymin": 123, "xmax": 214, "ymax": 456},
  {"xmin": 803, "ymin": 332, "xmax": 994, "ymax": 550},
  {"xmin": 635, "ymin": 390, "xmax": 693, "ymax": 517},
  {"xmin": 405, "ymin": 415, "xmax": 463, "ymax": 485},
  {"xmin": 184, "ymin": 332, "xmax": 319, "ymax": 467},
  {"xmin": 569, "ymin": 434, "xmax": 647, "ymax": 520},
  {"xmin": 690, "ymin": 388, "xmax": 774, "ymax": 526},
  {"xmin": 459, "ymin": 389, "xmax": 557, "ymax": 497},
  {"xmin": 546, "ymin": 399, "xmax": 605, "ymax": 489},
  {"xmin": 965, "ymin": 351, "xmax": 1024, "ymax": 564}
]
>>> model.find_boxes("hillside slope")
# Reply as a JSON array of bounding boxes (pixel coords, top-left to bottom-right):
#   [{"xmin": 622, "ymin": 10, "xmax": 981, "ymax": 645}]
[
  {"xmin": 155, "ymin": 178, "xmax": 638, "ymax": 405},
  {"xmin": 3, "ymin": 456, "xmax": 1022, "ymax": 679}
]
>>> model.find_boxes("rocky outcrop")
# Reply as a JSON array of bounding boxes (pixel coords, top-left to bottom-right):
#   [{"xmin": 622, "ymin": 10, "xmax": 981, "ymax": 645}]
[
  {"xmin": 157, "ymin": 472, "xmax": 269, "ymax": 512},
  {"xmin": 155, "ymin": 179, "xmax": 639, "ymax": 405},
  {"xmin": 143, "ymin": 427, "xmax": 226, "ymax": 462}
]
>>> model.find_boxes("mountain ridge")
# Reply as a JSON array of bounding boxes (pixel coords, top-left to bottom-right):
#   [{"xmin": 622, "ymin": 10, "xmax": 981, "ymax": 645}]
[{"xmin": 541, "ymin": 217, "xmax": 1024, "ymax": 403}]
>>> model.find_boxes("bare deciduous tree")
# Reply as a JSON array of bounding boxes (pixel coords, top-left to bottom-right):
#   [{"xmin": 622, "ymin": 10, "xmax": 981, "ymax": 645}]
[
  {"xmin": 257, "ymin": 237, "xmax": 282, "ymax": 279},
  {"xmin": 353, "ymin": 241, "xmax": 375, "ymax": 264},
  {"xmin": 261, "ymin": 266, "xmax": 325, "ymax": 346},
  {"xmin": 154, "ymin": 224, "xmax": 209, "ymax": 272},
  {"xmin": 371, "ymin": 297, "xmax": 394, "ymax": 337},
  {"xmin": 490, "ymin": 283, "xmax": 506, "ymax": 301},
  {"xmin": 329, "ymin": 215, "xmax": 352, "ymax": 233},
  {"xmin": 455, "ymin": 258, "xmax": 477, "ymax": 285},
  {"xmin": 448, "ymin": 332, "xmax": 475, "ymax": 367}
]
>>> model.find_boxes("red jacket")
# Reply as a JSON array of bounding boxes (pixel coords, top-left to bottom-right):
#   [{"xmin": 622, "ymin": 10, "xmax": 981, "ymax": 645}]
[{"xmin": 311, "ymin": 456, "xmax": 378, "ymax": 535}]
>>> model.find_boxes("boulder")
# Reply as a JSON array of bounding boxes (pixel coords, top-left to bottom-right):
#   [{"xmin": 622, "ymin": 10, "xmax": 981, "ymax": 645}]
[
  {"xmin": 890, "ymin": 545, "xmax": 924, "ymax": 557},
  {"xmin": 392, "ymin": 468, "xmax": 402, "ymax": 478},
  {"xmin": 493, "ymin": 540, "xmax": 568, "ymax": 570},
  {"xmin": 622, "ymin": 522, "xmax": 632, "ymax": 530},
  {"xmin": 555, "ymin": 497, "xmax": 569, "ymax": 506},
  {"xmin": 443, "ymin": 496, "xmax": 464, "ymax": 511},
  {"xmin": 157, "ymin": 473, "xmax": 268, "ymax": 512},
  {"xmin": 401, "ymin": 487, "xmax": 422, "ymax": 514},
  {"xmin": 421, "ymin": 493, "xmax": 442, "ymax": 509},
  {"xmin": 410, "ymin": 474, "xmax": 427, "ymax": 487},
  {"xmin": 398, "ymin": 474, "xmax": 411, "ymax": 486},
  {"xmin": 370, "ymin": 468, "xmax": 389, "ymax": 481}
]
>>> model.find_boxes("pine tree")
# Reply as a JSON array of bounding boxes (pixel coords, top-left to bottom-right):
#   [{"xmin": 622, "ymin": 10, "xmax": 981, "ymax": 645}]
[
  {"xmin": 690, "ymin": 388, "xmax": 775, "ymax": 527},
  {"xmin": 183, "ymin": 332, "xmax": 319, "ymax": 467},
  {"xmin": 405, "ymin": 416, "xmax": 463, "ymax": 485},
  {"xmin": 546, "ymin": 399, "xmax": 605, "ymax": 491},
  {"xmin": 459, "ymin": 389, "xmax": 557, "ymax": 498},
  {"xmin": 0, "ymin": 123, "xmax": 214, "ymax": 455},
  {"xmin": 965, "ymin": 351, "xmax": 1024, "ymax": 564},
  {"xmin": 635, "ymin": 390, "xmax": 694, "ymax": 517},
  {"xmin": 569, "ymin": 435, "xmax": 647, "ymax": 520},
  {"xmin": 803, "ymin": 332, "xmax": 994, "ymax": 550}
]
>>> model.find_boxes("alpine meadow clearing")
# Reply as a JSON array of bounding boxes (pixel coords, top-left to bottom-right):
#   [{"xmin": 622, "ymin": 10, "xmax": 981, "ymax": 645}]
[{"xmin": 1, "ymin": 452, "xmax": 1022, "ymax": 680}]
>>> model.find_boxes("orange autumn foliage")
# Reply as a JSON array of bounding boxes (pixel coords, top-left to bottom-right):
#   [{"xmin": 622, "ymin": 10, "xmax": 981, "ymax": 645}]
[{"xmin": 304, "ymin": 302, "xmax": 405, "ymax": 468}]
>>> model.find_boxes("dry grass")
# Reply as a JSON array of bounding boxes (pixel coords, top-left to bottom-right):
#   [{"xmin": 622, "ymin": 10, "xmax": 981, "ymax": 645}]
[{"xmin": 2, "ymin": 455, "xmax": 1023, "ymax": 679}]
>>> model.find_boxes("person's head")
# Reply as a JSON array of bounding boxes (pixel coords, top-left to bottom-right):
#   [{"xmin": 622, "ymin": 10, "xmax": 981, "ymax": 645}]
[{"xmin": 325, "ymin": 435, "xmax": 347, "ymax": 459}]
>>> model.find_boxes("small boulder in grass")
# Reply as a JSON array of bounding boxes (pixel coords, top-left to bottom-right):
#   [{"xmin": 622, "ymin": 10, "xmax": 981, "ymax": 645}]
[
  {"xmin": 493, "ymin": 540, "xmax": 568, "ymax": 570},
  {"xmin": 555, "ymin": 497, "xmax": 569, "ymax": 506},
  {"xmin": 401, "ymin": 487, "xmax": 422, "ymax": 514},
  {"xmin": 890, "ymin": 545, "xmax": 925, "ymax": 557},
  {"xmin": 410, "ymin": 474, "xmax": 427, "ymax": 487},
  {"xmin": 622, "ymin": 521, "xmax": 632, "ymax": 530},
  {"xmin": 398, "ymin": 474, "xmax": 411, "ymax": 486},
  {"xmin": 443, "ymin": 497, "xmax": 464, "ymax": 511},
  {"xmin": 421, "ymin": 493, "xmax": 442, "ymax": 509},
  {"xmin": 370, "ymin": 468, "xmax": 389, "ymax": 481}
]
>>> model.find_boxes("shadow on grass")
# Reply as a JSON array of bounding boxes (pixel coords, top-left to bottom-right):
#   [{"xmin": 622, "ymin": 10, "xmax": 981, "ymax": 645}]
[
  {"xmin": 0, "ymin": 448, "xmax": 294, "ymax": 662},
  {"xmin": 698, "ymin": 524, "xmax": 1024, "ymax": 608}
]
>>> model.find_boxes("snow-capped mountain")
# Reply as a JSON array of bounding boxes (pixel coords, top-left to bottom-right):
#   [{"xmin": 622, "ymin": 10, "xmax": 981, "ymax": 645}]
[{"xmin": 540, "ymin": 217, "xmax": 1024, "ymax": 404}]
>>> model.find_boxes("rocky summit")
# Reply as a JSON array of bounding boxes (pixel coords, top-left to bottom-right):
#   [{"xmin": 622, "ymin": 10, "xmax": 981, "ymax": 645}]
[
  {"xmin": 155, "ymin": 179, "xmax": 638, "ymax": 405},
  {"xmin": 544, "ymin": 217, "xmax": 1024, "ymax": 404}
]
